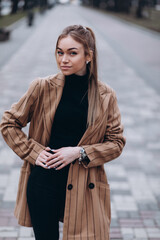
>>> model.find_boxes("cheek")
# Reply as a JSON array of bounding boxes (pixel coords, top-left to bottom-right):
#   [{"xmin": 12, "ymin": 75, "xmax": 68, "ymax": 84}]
[
  {"xmin": 56, "ymin": 56, "xmax": 61, "ymax": 65},
  {"xmin": 75, "ymin": 56, "xmax": 86, "ymax": 66}
]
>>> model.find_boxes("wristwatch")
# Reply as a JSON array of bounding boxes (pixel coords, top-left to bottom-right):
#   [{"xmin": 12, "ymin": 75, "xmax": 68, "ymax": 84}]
[{"xmin": 78, "ymin": 147, "xmax": 87, "ymax": 164}]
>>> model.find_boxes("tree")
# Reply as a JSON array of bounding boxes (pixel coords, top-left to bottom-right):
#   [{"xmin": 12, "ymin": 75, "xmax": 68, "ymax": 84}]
[
  {"xmin": 11, "ymin": 0, "xmax": 19, "ymax": 14},
  {"xmin": 23, "ymin": 0, "xmax": 28, "ymax": 10},
  {"xmin": 136, "ymin": 0, "xmax": 145, "ymax": 18},
  {"xmin": 0, "ymin": 0, "xmax": 2, "ymax": 17},
  {"xmin": 114, "ymin": 0, "xmax": 131, "ymax": 13}
]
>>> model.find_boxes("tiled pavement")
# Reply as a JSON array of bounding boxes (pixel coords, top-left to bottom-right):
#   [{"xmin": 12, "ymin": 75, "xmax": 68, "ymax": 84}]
[{"xmin": 0, "ymin": 4, "xmax": 160, "ymax": 240}]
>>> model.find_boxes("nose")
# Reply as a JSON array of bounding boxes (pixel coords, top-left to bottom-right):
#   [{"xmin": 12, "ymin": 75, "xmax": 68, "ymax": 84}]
[{"xmin": 62, "ymin": 54, "xmax": 69, "ymax": 63}]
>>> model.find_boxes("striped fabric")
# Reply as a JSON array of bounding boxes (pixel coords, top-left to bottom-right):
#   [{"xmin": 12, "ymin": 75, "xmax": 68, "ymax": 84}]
[{"xmin": 0, "ymin": 73, "xmax": 126, "ymax": 240}]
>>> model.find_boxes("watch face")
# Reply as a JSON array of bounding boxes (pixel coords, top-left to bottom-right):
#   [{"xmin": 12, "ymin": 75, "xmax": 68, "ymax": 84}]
[{"xmin": 80, "ymin": 148, "xmax": 84, "ymax": 154}]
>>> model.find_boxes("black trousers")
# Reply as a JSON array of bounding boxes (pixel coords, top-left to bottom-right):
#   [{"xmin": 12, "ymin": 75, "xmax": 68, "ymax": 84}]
[{"xmin": 27, "ymin": 165, "xmax": 69, "ymax": 240}]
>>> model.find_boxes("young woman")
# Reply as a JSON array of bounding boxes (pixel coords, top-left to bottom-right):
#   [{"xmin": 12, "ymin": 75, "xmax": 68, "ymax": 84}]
[{"xmin": 0, "ymin": 25, "xmax": 126, "ymax": 240}]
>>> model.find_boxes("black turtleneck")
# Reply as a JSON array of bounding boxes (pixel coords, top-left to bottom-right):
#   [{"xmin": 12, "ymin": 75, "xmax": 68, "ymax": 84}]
[{"xmin": 49, "ymin": 73, "xmax": 88, "ymax": 149}]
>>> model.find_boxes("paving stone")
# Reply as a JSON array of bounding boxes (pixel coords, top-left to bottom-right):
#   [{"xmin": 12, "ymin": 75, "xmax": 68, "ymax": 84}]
[
  {"xmin": 129, "ymin": 211, "xmax": 140, "ymax": 218},
  {"xmin": 146, "ymin": 228, "xmax": 160, "ymax": 238},
  {"xmin": 143, "ymin": 219, "xmax": 156, "ymax": 227},
  {"xmin": 117, "ymin": 211, "xmax": 129, "ymax": 218},
  {"xmin": 134, "ymin": 239, "xmax": 148, "ymax": 240},
  {"xmin": 0, "ymin": 195, "xmax": 3, "ymax": 201},
  {"xmin": 149, "ymin": 239, "xmax": 160, "ymax": 240},
  {"xmin": 0, "ymin": 231, "xmax": 18, "ymax": 237},
  {"xmin": 8, "ymin": 218, "xmax": 19, "ymax": 227},
  {"xmin": 119, "ymin": 219, "xmax": 144, "ymax": 228},
  {"xmin": 110, "ymin": 228, "xmax": 121, "ymax": 233},
  {"xmin": 110, "ymin": 219, "xmax": 119, "ymax": 227},
  {"xmin": 0, "ymin": 176, "xmax": 8, "ymax": 188},
  {"xmin": 110, "ymin": 233, "xmax": 123, "ymax": 239},
  {"xmin": 134, "ymin": 228, "xmax": 148, "ymax": 238},
  {"xmin": 3, "ymin": 169, "xmax": 19, "ymax": 202},
  {"xmin": 0, "ymin": 149, "xmax": 15, "ymax": 167},
  {"xmin": 110, "ymin": 239, "xmax": 123, "ymax": 240},
  {"xmin": 0, "ymin": 217, "xmax": 9, "ymax": 226},
  {"xmin": 3, "ymin": 238, "xmax": 17, "ymax": 240},
  {"xmin": 140, "ymin": 211, "xmax": 158, "ymax": 219},
  {"xmin": 121, "ymin": 228, "xmax": 134, "ymax": 239},
  {"xmin": 113, "ymin": 195, "xmax": 138, "ymax": 211},
  {"xmin": 111, "ymin": 202, "xmax": 117, "ymax": 218},
  {"xmin": 155, "ymin": 219, "xmax": 160, "ymax": 227},
  {"xmin": 112, "ymin": 190, "xmax": 132, "ymax": 195},
  {"xmin": 0, "ymin": 210, "xmax": 14, "ymax": 217},
  {"xmin": 0, "ymin": 202, "xmax": 15, "ymax": 209},
  {"xmin": 138, "ymin": 203, "xmax": 152, "ymax": 211},
  {"xmin": 18, "ymin": 238, "xmax": 34, "ymax": 240},
  {"xmin": 19, "ymin": 227, "xmax": 33, "ymax": 237},
  {"xmin": 149, "ymin": 203, "xmax": 159, "ymax": 211}
]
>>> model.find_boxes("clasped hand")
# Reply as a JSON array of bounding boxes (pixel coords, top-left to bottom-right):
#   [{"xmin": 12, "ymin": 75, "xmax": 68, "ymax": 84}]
[{"xmin": 36, "ymin": 146, "xmax": 81, "ymax": 170}]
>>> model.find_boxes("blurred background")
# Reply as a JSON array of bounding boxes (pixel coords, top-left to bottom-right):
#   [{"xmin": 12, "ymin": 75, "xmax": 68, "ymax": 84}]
[{"xmin": 0, "ymin": 0, "xmax": 160, "ymax": 239}]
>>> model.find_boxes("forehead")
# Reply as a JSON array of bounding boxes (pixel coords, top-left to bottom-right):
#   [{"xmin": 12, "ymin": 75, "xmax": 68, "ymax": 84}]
[{"xmin": 58, "ymin": 35, "xmax": 84, "ymax": 51}]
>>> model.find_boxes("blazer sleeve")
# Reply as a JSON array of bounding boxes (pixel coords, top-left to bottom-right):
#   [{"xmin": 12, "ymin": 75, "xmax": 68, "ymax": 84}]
[
  {"xmin": 82, "ymin": 90, "xmax": 126, "ymax": 168},
  {"xmin": 0, "ymin": 79, "xmax": 45, "ymax": 165}
]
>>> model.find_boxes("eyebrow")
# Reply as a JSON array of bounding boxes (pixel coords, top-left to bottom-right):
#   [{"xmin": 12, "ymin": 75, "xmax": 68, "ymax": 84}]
[{"xmin": 57, "ymin": 47, "xmax": 78, "ymax": 51}]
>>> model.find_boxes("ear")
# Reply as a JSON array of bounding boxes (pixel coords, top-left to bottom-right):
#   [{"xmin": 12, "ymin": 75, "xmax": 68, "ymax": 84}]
[{"xmin": 86, "ymin": 50, "xmax": 93, "ymax": 63}]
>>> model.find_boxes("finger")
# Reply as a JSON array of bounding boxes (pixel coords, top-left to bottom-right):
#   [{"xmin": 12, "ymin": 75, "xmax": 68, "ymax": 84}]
[
  {"xmin": 55, "ymin": 163, "xmax": 66, "ymax": 170},
  {"xmin": 49, "ymin": 160, "xmax": 64, "ymax": 169},
  {"xmin": 45, "ymin": 147, "xmax": 51, "ymax": 151},
  {"xmin": 47, "ymin": 157, "xmax": 60, "ymax": 166},
  {"xmin": 51, "ymin": 148, "xmax": 64, "ymax": 154},
  {"xmin": 39, "ymin": 156, "xmax": 47, "ymax": 163},
  {"xmin": 43, "ymin": 151, "xmax": 54, "ymax": 158},
  {"xmin": 36, "ymin": 158, "xmax": 46, "ymax": 166},
  {"xmin": 42, "ymin": 152, "xmax": 55, "ymax": 160},
  {"xmin": 39, "ymin": 154, "xmax": 48, "ymax": 161},
  {"xmin": 46, "ymin": 152, "xmax": 60, "ymax": 161},
  {"xmin": 38, "ymin": 161, "xmax": 48, "ymax": 169},
  {"xmin": 37, "ymin": 158, "xmax": 48, "ymax": 167}
]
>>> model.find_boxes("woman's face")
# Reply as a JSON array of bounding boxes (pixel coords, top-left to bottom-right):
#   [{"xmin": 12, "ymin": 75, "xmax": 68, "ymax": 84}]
[{"xmin": 56, "ymin": 35, "xmax": 90, "ymax": 76}]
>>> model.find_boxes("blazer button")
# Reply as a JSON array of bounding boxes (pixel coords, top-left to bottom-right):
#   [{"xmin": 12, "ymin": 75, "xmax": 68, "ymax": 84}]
[
  {"xmin": 89, "ymin": 183, "xmax": 95, "ymax": 189},
  {"xmin": 68, "ymin": 184, "xmax": 73, "ymax": 190}
]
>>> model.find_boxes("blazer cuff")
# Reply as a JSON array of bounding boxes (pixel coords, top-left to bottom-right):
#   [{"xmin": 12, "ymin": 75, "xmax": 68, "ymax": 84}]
[{"xmin": 28, "ymin": 141, "xmax": 46, "ymax": 165}]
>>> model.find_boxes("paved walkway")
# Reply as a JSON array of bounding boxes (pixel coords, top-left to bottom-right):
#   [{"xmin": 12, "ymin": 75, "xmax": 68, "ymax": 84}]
[{"xmin": 0, "ymin": 3, "xmax": 160, "ymax": 240}]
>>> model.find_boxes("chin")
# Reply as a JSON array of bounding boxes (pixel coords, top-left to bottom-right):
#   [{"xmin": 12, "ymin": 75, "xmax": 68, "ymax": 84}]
[{"xmin": 61, "ymin": 70, "xmax": 74, "ymax": 76}]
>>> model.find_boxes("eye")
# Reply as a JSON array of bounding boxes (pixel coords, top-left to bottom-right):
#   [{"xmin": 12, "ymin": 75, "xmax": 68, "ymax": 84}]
[
  {"xmin": 57, "ymin": 51, "xmax": 63, "ymax": 56},
  {"xmin": 70, "ymin": 51, "xmax": 77, "ymax": 56}
]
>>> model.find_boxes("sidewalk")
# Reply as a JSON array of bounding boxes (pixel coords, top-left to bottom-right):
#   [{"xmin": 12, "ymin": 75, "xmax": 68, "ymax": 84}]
[
  {"xmin": 0, "ymin": 9, "xmax": 52, "ymax": 70},
  {"xmin": 0, "ymin": 4, "xmax": 160, "ymax": 240}
]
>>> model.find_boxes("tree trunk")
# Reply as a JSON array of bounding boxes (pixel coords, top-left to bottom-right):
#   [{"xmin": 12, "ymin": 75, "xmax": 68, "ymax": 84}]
[
  {"xmin": 0, "ymin": 0, "xmax": 2, "ymax": 17},
  {"xmin": 114, "ymin": 0, "xmax": 131, "ymax": 12},
  {"xmin": 136, "ymin": 0, "xmax": 145, "ymax": 18},
  {"xmin": 11, "ymin": 0, "xmax": 19, "ymax": 14},
  {"xmin": 23, "ymin": 0, "xmax": 28, "ymax": 10}
]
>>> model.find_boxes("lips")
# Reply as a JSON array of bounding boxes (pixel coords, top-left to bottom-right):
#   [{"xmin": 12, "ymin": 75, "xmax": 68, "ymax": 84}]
[{"xmin": 61, "ymin": 66, "xmax": 71, "ymax": 69}]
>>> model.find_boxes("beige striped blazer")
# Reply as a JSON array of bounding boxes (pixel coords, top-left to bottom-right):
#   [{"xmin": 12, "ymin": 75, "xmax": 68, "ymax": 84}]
[{"xmin": 0, "ymin": 72, "xmax": 126, "ymax": 240}]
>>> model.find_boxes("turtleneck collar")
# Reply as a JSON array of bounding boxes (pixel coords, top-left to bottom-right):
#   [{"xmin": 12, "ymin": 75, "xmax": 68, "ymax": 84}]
[{"xmin": 65, "ymin": 71, "xmax": 89, "ymax": 88}]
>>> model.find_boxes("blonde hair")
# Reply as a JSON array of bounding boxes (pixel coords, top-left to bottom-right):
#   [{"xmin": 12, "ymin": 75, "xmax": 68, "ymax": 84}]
[{"xmin": 56, "ymin": 25, "xmax": 100, "ymax": 127}]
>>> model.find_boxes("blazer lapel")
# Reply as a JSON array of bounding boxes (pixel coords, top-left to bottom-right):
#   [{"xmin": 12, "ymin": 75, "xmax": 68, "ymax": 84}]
[
  {"xmin": 78, "ymin": 89, "xmax": 107, "ymax": 146},
  {"xmin": 43, "ymin": 73, "xmax": 65, "ymax": 145}
]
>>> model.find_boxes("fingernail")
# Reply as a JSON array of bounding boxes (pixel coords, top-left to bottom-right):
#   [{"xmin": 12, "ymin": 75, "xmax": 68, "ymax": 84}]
[{"xmin": 48, "ymin": 166, "xmax": 50, "ymax": 169}]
